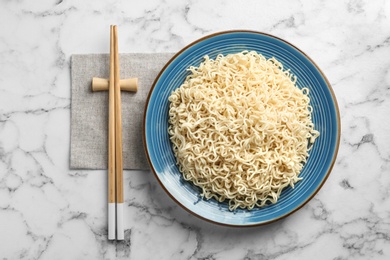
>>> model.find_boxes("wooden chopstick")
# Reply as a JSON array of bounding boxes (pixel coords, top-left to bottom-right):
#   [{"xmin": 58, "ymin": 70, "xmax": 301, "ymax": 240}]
[
  {"xmin": 105, "ymin": 25, "xmax": 126, "ymax": 241},
  {"xmin": 108, "ymin": 25, "xmax": 116, "ymax": 240},
  {"xmin": 113, "ymin": 25, "xmax": 124, "ymax": 240}
]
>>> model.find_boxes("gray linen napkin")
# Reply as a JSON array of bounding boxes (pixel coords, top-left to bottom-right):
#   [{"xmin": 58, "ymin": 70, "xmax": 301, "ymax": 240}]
[{"xmin": 70, "ymin": 53, "xmax": 174, "ymax": 170}]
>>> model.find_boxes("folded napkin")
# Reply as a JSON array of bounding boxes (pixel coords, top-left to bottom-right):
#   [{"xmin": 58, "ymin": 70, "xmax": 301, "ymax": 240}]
[{"xmin": 70, "ymin": 53, "xmax": 174, "ymax": 170}]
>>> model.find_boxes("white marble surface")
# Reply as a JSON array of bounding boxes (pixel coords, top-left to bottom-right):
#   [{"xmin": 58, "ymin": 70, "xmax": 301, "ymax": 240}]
[{"xmin": 0, "ymin": 0, "xmax": 389, "ymax": 259}]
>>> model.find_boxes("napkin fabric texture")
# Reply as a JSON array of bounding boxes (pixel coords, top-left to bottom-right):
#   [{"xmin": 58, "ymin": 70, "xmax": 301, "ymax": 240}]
[{"xmin": 70, "ymin": 53, "xmax": 174, "ymax": 170}]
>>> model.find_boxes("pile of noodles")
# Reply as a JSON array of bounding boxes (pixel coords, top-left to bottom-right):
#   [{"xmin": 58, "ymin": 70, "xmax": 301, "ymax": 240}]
[{"xmin": 168, "ymin": 51, "xmax": 319, "ymax": 211}]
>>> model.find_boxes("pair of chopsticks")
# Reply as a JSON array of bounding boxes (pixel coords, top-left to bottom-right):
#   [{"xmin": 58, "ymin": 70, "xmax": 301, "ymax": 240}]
[
  {"xmin": 108, "ymin": 25, "xmax": 124, "ymax": 240},
  {"xmin": 92, "ymin": 25, "xmax": 138, "ymax": 240}
]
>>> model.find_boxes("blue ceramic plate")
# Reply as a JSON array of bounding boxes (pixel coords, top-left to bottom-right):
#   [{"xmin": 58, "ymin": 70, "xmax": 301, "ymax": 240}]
[{"xmin": 143, "ymin": 31, "xmax": 340, "ymax": 226}]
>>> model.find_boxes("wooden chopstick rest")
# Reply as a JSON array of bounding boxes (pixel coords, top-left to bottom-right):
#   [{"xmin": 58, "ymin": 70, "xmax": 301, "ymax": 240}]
[{"xmin": 92, "ymin": 77, "xmax": 138, "ymax": 92}]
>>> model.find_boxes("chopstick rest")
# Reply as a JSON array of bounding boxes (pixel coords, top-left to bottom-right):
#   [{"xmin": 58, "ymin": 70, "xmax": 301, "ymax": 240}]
[
  {"xmin": 92, "ymin": 77, "xmax": 138, "ymax": 92},
  {"xmin": 91, "ymin": 25, "xmax": 138, "ymax": 240}
]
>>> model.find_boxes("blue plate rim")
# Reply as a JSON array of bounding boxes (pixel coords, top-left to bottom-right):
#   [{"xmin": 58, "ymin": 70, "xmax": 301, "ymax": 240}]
[{"xmin": 143, "ymin": 30, "xmax": 341, "ymax": 227}]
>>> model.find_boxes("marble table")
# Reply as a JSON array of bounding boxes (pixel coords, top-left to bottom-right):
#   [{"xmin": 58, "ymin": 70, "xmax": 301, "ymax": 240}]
[{"xmin": 1, "ymin": 0, "xmax": 389, "ymax": 259}]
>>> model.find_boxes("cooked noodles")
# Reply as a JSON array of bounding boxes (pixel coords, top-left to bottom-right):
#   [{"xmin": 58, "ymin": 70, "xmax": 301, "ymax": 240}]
[{"xmin": 168, "ymin": 51, "xmax": 319, "ymax": 210}]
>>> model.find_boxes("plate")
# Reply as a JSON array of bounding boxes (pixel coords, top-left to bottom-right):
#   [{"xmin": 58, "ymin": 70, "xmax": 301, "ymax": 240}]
[{"xmin": 143, "ymin": 31, "xmax": 340, "ymax": 226}]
